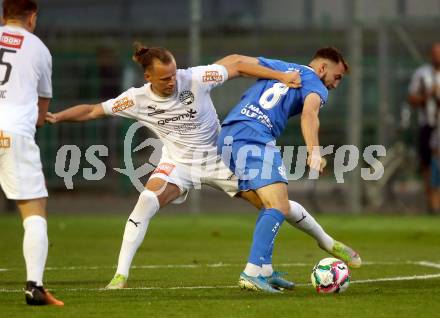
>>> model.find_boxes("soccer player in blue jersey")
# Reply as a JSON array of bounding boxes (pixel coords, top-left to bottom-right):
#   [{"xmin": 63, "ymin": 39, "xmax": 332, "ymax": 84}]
[{"xmin": 217, "ymin": 47, "xmax": 359, "ymax": 292}]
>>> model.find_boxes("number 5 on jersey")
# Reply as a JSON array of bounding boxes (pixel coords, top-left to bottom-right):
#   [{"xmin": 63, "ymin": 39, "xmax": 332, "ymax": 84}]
[{"xmin": 0, "ymin": 48, "xmax": 16, "ymax": 85}]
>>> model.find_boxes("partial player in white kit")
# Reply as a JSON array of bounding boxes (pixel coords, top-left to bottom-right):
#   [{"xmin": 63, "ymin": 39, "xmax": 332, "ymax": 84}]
[
  {"xmin": 46, "ymin": 43, "xmax": 360, "ymax": 290},
  {"xmin": 0, "ymin": 0, "xmax": 63, "ymax": 306}
]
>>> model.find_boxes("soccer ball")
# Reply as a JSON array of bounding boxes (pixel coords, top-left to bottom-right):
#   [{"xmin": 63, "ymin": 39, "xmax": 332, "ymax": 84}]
[{"xmin": 311, "ymin": 257, "xmax": 350, "ymax": 293}]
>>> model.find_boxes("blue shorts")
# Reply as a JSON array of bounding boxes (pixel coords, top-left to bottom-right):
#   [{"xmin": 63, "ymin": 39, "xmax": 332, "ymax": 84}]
[{"xmin": 217, "ymin": 123, "xmax": 288, "ymax": 191}]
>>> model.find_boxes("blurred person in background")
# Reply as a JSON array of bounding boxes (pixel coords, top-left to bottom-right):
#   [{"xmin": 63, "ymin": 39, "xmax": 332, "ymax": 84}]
[
  {"xmin": 408, "ymin": 43, "xmax": 440, "ymax": 213},
  {"xmin": 428, "ymin": 127, "xmax": 440, "ymax": 213},
  {"xmin": 0, "ymin": 0, "xmax": 63, "ymax": 306}
]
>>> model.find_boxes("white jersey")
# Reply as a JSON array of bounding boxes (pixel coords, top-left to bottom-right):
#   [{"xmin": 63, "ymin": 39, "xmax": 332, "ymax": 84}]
[
  {"xmin": 408, "ymin": 64, "xmax": 440, "ymax": 127},
  {"xmin": 0, "ymin": 25, "xmax": 52, "ymax": 138},
  {"xmin": 102, "ymin": 64, "xmax": 228, "ymax": 165}
]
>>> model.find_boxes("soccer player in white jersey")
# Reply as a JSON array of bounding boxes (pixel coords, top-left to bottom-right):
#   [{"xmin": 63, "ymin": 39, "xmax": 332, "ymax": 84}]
[
  {"xmin": 0, "ymin": 0, "xmax": 63, "ymax": 306},
  {"xmin": 47, "ymin": 43, "xmax": 360, "ymax": 291}
]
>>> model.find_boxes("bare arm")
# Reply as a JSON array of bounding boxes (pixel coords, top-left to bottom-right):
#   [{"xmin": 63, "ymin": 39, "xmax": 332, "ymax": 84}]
[
  {"xmin": 46, "ymin": 103, "xmax": 107, "ymax": 124},
  {"xmin": 215, "ymin": 54, "xmax": 301, "ymax": 88},
  {"xmin": 214, "ymin": 54, "xmax": 260, "ymax": 66},
  {"xmin": 301, "ymin": 93, "xmax": 324, "ymax": 172},
  {"xmin": 37, "ymin": 97, "xmax": 51, "ymax": 128}
]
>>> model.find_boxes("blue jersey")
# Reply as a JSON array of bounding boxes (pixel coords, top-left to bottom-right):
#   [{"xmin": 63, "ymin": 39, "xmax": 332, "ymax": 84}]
[{"xmin": 222, "ymin": 57, "xmax": 328, "ymax": 139}]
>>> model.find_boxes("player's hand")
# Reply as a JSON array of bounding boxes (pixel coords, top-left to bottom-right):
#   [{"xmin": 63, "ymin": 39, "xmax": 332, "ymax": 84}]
[
  {"xmin": 45, "ymin": 112, "xmax": 58, "ymax": 124},
  {"xmin": 280, "ymin": 70, "xmax": 302, "ymax": 88},
  {"xmin": 307, "ymin": 154, "xmax": 326, "ymax": 173},
  {"xmin": 434, "ymin": 85, "xmax": 440, "ymax": 100}
]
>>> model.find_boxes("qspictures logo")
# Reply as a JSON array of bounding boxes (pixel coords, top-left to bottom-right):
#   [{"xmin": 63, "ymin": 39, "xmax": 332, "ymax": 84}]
[{"xmin": 54, "ymin": 122, "xmax": 388, "ymax": 194}]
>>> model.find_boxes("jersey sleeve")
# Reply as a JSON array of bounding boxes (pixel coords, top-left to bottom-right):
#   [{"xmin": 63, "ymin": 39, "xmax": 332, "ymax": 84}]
[
  {"xmin": 101, "ymin": 88, "xmax": 138, "ymax": 119},
  {"xmin": 300, "ymin": 80, "xmax": 328, "ymax": 107},
  {"xmin": 258, "ymin": 57, "xmax": 291, "ymax": 72},
  {"xmin": 37, "ymin": 47, "xmax": 52, "ymax": 98},
  {"xmin": 188, "ymin": 64, "xmax": 228, "ymax": 92}
]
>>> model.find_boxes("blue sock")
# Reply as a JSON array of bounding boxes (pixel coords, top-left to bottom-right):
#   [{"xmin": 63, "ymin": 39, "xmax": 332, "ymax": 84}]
[
  {"xmin": 255, "ymin": 209, "xmax": 264, "ymax": 225},
  {"xmin": 255, "ymin": 209, "xmax": 274, "ymax": 266},
  {"xmin": 264, "ymin": 242, "xmax": 274, "ymax": 266},
  {"xmin": 248, "ymin": 208, "xmax": 285, "ymax": 266}
]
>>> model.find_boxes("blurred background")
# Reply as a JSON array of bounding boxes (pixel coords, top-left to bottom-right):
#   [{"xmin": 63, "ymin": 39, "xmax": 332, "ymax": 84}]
[{"xmin": 2, "ymin": 0, "xmax": 440, "ymax": 215}]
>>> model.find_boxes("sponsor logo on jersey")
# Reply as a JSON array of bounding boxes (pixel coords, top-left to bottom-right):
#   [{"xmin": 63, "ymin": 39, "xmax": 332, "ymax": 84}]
[
  {"xmin": 202, "ymin": 70, "xmax": 223, "ymax": 83},
  {"xmin": 178, "ymin": 90, "xmax": 195, "ymax": 105},
  {"xmin": 157, "ymin": 109, "xmax": 197, "ymax": 126},
  {"xmin": 0, "ymin": 131, "xmax": 11, "ymax": 148},
  {"xmin": 112, "ymin": 97, "xmax": 135, "ymax": 113},
  {"xmin": 152, "ymin": 162, "xmax": 175, "ymax": 176},
  {"xmin": 0, "ymin": 33, "xmax": 24, "ymax": 49},
  {"xmin": 146, "ymin": 104, "xmax": 166, "ymax": 116},
  {"xmin": 278, "ymin": 165, "xmax": 287, "ymax": 179},
  {"xmin": 240, "ymin": 103, "xmax": 274, "ymax": 129},
  {"xmin": 148, "ymin": 109, "xmax": 166, "ymax": 116}
]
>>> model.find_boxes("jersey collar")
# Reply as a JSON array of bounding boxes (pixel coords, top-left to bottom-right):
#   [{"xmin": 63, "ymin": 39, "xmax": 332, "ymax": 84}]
[
  {"xmin": 303, "ymin": 65, "xmax": 316, "ymax": 73},
  {"xmin": 145, "ymin": 83, "xmax": 177, "ymax": 102}
]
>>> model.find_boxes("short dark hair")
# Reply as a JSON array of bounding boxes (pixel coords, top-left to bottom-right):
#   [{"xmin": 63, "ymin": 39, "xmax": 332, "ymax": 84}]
[
  {"xmin": 313, "ymin": 47, "xmax": 349, "ymax": 72},
  {"xmin": 132, "ymin": 42, "xmax": 174, "ymax": 72},
  {"xmin": 2, "ymin": 0, "xmax": 37, "ymax": 20}
]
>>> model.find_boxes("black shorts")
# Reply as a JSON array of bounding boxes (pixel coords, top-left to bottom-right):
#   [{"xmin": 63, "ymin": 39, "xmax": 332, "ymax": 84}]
[{"xmin": 419, "ymin": 125, "xmax": 434, "ymax": 168}]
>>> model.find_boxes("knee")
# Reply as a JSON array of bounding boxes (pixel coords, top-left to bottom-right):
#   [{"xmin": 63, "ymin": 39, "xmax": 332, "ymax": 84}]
[
  {"xmin": 263, "ymin": 200, "xmax": 290, "ymax": 216},
  {"xmin": 276, "ymin": 203, "xmax": 290, "ymax": 216},
  {"xmin": 139, "ymin": 190, "xmax": 160, "ymax": 217}
]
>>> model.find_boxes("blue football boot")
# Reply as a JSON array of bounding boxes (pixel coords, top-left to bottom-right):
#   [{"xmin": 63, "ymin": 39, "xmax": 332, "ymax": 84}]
[
  {"xmin": 265, "ymin": 271, "xmax": 295, "ymax": 290},
  {"xmin": 238, "ymin": 272, "xmax": 281, "ymax": 293}
]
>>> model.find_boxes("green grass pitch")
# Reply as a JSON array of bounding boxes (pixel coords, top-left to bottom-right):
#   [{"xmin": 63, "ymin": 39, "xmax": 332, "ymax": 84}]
[{"xmin": 1, "ymin": 213, "xmax": 440, "ymax": 317}]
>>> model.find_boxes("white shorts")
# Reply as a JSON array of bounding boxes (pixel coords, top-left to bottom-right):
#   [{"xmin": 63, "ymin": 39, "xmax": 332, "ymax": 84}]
[
  {"xmin": 149, "ymin": 154, "xmax": 239, "ymax": 204},
  {"xmin": 0, "ymin": 130, "xmax": 48, "ymax": 200}
]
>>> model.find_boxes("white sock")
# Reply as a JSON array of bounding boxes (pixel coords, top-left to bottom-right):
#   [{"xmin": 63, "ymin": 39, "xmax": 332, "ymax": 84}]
[
  {"xmin": 261, "ymin": 264, "xmax": 274, "ymax": 277},
  {"xmin": 287, "ymin": 200, "xmax": 334, "ymax": 251},
  {"xmin": 115, "ymin": 190, "xmax": 160, "ymax": 277},
  {"xmin": 23, "ymin": 215, "xmax": 48, "ymax": 286},
  {"xmin": 244, "ymin": 263, "xmax": 262, "ymax": 277}
]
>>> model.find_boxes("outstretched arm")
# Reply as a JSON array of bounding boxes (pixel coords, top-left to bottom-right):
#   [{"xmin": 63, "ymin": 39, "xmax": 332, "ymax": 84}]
[
  {"xmin": 46, "ymin": 103, "xmax": 106, "ymax": 124},
  {"xmin": 301, "ymin": 93, "xmax": 325, "ymax": 172},
  {"xmin": 215, "ymin": 54, "xmax": 301, "ymax": 88},
  {"xmin": 214, "ymin": 54, "xmax": 260, "ymax": 66}
]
